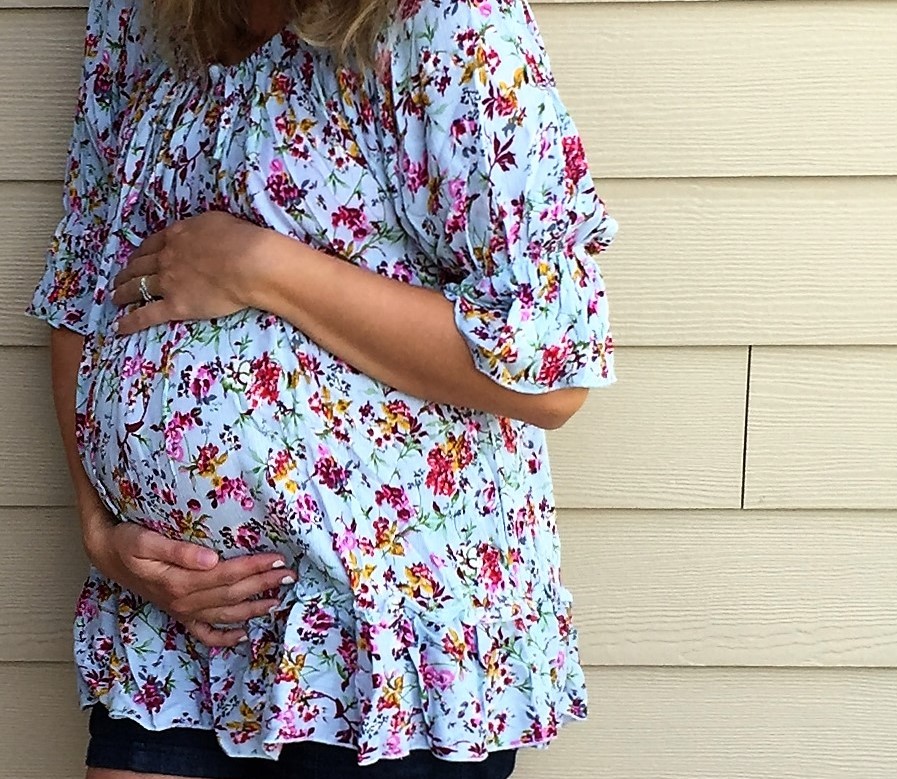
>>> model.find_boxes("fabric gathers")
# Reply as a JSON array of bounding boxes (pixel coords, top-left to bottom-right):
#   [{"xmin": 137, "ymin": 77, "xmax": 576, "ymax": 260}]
[{"xmin": 26, "ymin": 0, "xmax": 616, "ymax": 765}]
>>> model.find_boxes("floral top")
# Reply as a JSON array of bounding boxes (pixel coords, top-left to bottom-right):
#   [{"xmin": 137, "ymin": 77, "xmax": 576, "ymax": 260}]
[{"xmin": 26, "ymin": 0, "xmax": 616, "ymax": 765}]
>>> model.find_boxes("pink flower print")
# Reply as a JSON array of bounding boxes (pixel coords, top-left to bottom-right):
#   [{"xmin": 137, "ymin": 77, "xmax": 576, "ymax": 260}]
[
  {"xmin": 265, "ymin": 159, "xmax": 303, "ymax": 208},
  {"xmin": 374, "ymin": 484, "xmax": 413, "ymax": 523},
  {"xmin": 420, "ymin": 660, "xmax": 454, "ymax": 691},
  {"xmin": 76, "ymin": 590, "xmax": 99, "ymax": 619},
  {"xmin": 313, "ymin": 448, "xmax": 350, "ymax": 494},
  {"xmin": 335, "ymin": 527, "xmax": 358, "ymax": 555},
  {"xmin": 134, "ymin": 676, "xmax": 167, "ymax": 714},
  {"xmin": 386, "ymin": 731, "xmax": 403, "ymax": 756},
  {"xmin": 562, "ymin": 135, "xmax": 589, "ymax": 188},
  {"xmin": 189, "ymin": 365, "xmax": 215, "ymax": 400},
  {"xmin": 121, "ymin": 355, "xmax": 145, "ymax": 379},
  {"xmin": 234, "ymin": 524, "xmax": 261, "ymax": 550},
  {"xmin": 213, "ymin": 475, "xmax": 255, "ymax": 510},
  {"xmin": 471, "ymin": 0, "xmax": 493, "ymax": 18},
  {"xmin": 587, "ymin": 285, "xmax": 606, "ymax": 317},
  {"xmin": 304, "ymin": 607, "xmax": 335, "ymax": 634},
  {"xmin": 295, "ymin": 492, "xmax": 320, "ymax": 525},
  {"xmin": 478, "ymin": 543, "xmax": 505, "ymax": 594},
  {"xmin": 164, "ymin": 411, "xmax": 197, "ymax": 460},
  {"xmin": 331, "ymin": 205, "xmax": 371, "ymax": 242},
  {"xmin": 196, "ymin": 443, "xmax": 223, "ymax": 477},
  {"xmin": 445, "ymin": 178, "xmax": 469, "ymax": 236},
  {"xmin": 247, "ymin": 352, "xmax": 282, "ymax": 407},
  {"xmin": 401, "ymin": 154, "xmax": 428, "ymax": 195},
  {"xmin": 481, "ymin": 482, "xmax": 497, "ymax": 515},
  {"xmin": 425, "ymin": 446, "xmax": 455, "ymax": 497},
  {"xmin": 536, "ymin": 339, "xmax": 572, "ymax": 387},
  {"xmin": 449, "ymin": 117, "xmax": 477, "ymax": 142}
]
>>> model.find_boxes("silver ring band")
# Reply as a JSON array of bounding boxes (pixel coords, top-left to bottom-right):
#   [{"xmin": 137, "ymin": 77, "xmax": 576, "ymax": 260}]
[{"xmin": 138, "ymin": 275, "xmax": 153, "ymax": 303}]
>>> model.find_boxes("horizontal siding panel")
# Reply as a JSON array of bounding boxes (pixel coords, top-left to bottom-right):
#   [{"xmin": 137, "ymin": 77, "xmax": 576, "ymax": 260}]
[
  {"xmin": 3, "ymin": 665, "xmax": 897, "ymax": 778},
  {"xmin": 565, "ymin": 509, "xmax": 897, "ymax": 667},
  {"xmin": 527, "ymin": 667, "xmax": 897, "ymax": 778},
  {"xmin": 0, "ymin": 346, "xmax": 747, "ymax": 509},
  {"xmin": 6, "ymin": 507, "xmax": 897, "ymax": 667},
  {"xmin": 0, "ymin": 664, "xmax": 88, "ymax": 779},
  {"xmin": 0, "ymin": 183, "xmax": 62, "ymax": 346},
  {"xmin": 8, "ymin": 178, "xmax": 897, "ymax": 347},
  {"xmin": 601, "ymin": 177, "xmax": 897, "ymax": 346},
  {"xmin": 549, "ymin": 347, "xmax": 747, "ymax": 509},
  {"xmin": 2, "ymin": 2, "xmax": 897, "ymax": 181},
  {"xmin": 745, "ymin": 347, "xmax": 897, "ymax": 509},
  {"xmin": 543, "ymin": 1, "xmax": 897, "ymax": 177},
  {"xmin": 0, "ymin": 347, "xmax": 74, "ymax": 506},
  {"xmin": 0, "ymin": 509, "xmax": 86, "ymax": 661}
]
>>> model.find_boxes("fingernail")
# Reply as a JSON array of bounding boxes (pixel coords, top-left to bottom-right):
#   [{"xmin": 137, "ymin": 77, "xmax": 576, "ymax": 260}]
[
  {"xmin": 271, "ymin": 560, "xmax": 286, "ymax": 569},
  {"xmin": 237, "ymin": 634, "xmax": 249, "ymax": 643},
  {"xmin": 198, "ymin": 549, "xmax": 219, "ymax": 567},
  {"xmin": 281, "ymin": 575, "xmax": 296, "ymax": 585},
  {"xmin": 110, "ymin": 320, "xmax": 119, "ymax": 335}
]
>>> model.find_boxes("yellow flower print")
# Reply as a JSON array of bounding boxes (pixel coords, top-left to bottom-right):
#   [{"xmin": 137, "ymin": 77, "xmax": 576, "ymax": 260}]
[
  {"xmin": 378, "ymin": 400, "xmax": 412, "ymax": 439},
  {"xmin": 226, "ymin": 702, "xmax": 262, "ymax": 736},
  {"xmin": 461, "ymin": 45, "xmax": 490, "ymax": 87},
  {"xmin": 276, "ymin": 650, "xmax": 307, "ymax": 683},
  {"xmin": 347, "ymin": 551, "xmax": 377, "ymax": 592},
  {"xmin": 401, "ymin": 563, "xmax": 436, "ymax": 599},
  {"xmin": 380, "ymin": 673, "xmax": 404, "ymax": 709},
  {"xmin": 52, "ymin": 267, "xmax": 80, "ymax": 301}
]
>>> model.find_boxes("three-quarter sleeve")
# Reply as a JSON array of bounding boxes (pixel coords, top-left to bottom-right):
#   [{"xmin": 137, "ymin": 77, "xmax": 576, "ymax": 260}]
[
  {"xmin": 25, "ymin": 0, "xmax": 142, "ymax": 335},
  {"xmin": 385, "ymin": 0, "xmax": 618, "ymax": 393}
]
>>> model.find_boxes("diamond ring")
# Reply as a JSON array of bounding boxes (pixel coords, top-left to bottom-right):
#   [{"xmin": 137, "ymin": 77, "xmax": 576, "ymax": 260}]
[{"xmin": 138, "ymin": 275, "xmax": 154, "ymax": 303}]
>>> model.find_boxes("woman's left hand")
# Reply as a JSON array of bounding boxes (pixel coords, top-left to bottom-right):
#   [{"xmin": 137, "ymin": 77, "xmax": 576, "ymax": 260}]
[{"xmin": 110, "ymin": 211, "xmax": 273, "ymax": 335}]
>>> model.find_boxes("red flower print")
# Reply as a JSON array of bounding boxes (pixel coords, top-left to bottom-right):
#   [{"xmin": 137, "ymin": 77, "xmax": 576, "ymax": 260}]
[
  {"xmin": 189, "ymin": 365, "xmax": 215, "ymax": 400},
  {"xmin": 398, "ymin": 0, "xmax": 423, "ymax": 21},
  {"xmin": 331, "ymin": 205, "xmax": 371, "ymax": 242},
  {"xmin": 134, "ymin": 676, "xmax": 167, "ymax": 714},
  {"xmin": 562, "ymin": 135, "xmax": 588, "ymax": 188},
  {"xmin": 248, "ymin": 352, "xmax": 282, "ymax": 407},
  {"xmin": 314, "ymin": 449, "xmax": 350, "ymax": 494},
  {"xmin": 212, "ymin": 475, "xmax": 255, "ymax": 510},
  {"xmin": 425, "ymin": 446, "xmax": 455, "ymax": 496},
  {"xmin": 478, "ymin": 543, "xmax": 505, "ymax": 594},
  {"xmin": 234, "ymin": 524, "xmax": 261, "ymax": 550},
  {"xmin": 536, "ymin": 339, "xmax": 572, "ymax": 387},
  {"xmin": 47, "ymin": 267, "xmax": 82, "ymax": 304},
  {"xmin": 265, "ymin": 160, "xmax": 303, "ymax": 208},
  {"xmin": 374, "ymin": 484, "xmax": 413, "ymax": 523}
]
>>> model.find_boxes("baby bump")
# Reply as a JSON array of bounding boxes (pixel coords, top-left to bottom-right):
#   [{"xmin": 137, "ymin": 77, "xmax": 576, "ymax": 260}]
[{"xmin": 78, "ymin": 310, "xmax": 349, "ymax": 573}]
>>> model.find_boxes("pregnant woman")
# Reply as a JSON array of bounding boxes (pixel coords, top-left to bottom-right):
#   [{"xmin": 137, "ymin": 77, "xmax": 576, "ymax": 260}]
[{"xmin": 27, "ymin": 0, "xmax": 617, "ymax": 776}]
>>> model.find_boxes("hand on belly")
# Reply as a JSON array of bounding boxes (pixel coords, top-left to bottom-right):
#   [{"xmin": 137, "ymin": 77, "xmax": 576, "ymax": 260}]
[{"xmin": 84, "ymin": 503, "xmax": 298, "ymax": 647}]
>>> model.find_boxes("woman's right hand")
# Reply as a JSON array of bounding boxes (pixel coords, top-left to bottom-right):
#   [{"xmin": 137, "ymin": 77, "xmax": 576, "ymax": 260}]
[{"xmin": 81, "ymin": 504, "xmax": 296, "ymax": 647}]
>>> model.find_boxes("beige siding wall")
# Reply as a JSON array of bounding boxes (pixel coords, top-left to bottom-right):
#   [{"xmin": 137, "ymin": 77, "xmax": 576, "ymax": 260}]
[{"xmin": 1, "ymin": 0, "xmax": 896, "ymax": 776}]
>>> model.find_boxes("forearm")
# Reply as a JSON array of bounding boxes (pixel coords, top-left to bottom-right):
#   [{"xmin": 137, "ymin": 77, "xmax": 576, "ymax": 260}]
[
  {"xmin": 49, "ymin": 326, "xmax": 114, "ymax": 553},
  {"xmin": 245, "ymin": 231, "xmax": 586, "ymax": 429}
]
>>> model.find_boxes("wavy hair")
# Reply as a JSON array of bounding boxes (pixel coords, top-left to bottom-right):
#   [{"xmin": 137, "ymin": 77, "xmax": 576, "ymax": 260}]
[{"xmin": 144, "ymin": 0, "xmax": 395, "ymax": 72}]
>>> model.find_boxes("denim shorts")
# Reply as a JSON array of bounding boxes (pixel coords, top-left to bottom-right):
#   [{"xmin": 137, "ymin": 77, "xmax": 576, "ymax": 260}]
[{"xmin": 86, "ymin": 704, "xmax": 518, "ymax": 778}]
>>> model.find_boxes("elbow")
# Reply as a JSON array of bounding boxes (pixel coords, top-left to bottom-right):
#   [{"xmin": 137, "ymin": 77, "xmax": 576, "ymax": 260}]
[{"xmin": 526, "ymin": 387, "xmax": 589, "ymax": 430}]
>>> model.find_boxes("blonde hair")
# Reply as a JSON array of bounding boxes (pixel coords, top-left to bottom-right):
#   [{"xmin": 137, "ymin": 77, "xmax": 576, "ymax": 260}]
[{"xmin": 144, "ymin": 0, "xmax": 395, "ymax": 72}]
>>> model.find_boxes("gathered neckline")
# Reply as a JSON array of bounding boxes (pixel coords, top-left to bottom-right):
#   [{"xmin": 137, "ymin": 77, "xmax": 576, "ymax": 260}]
[{"xmin": 206, "ymin": 22, "xmax": 293, "ymax": 74}]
